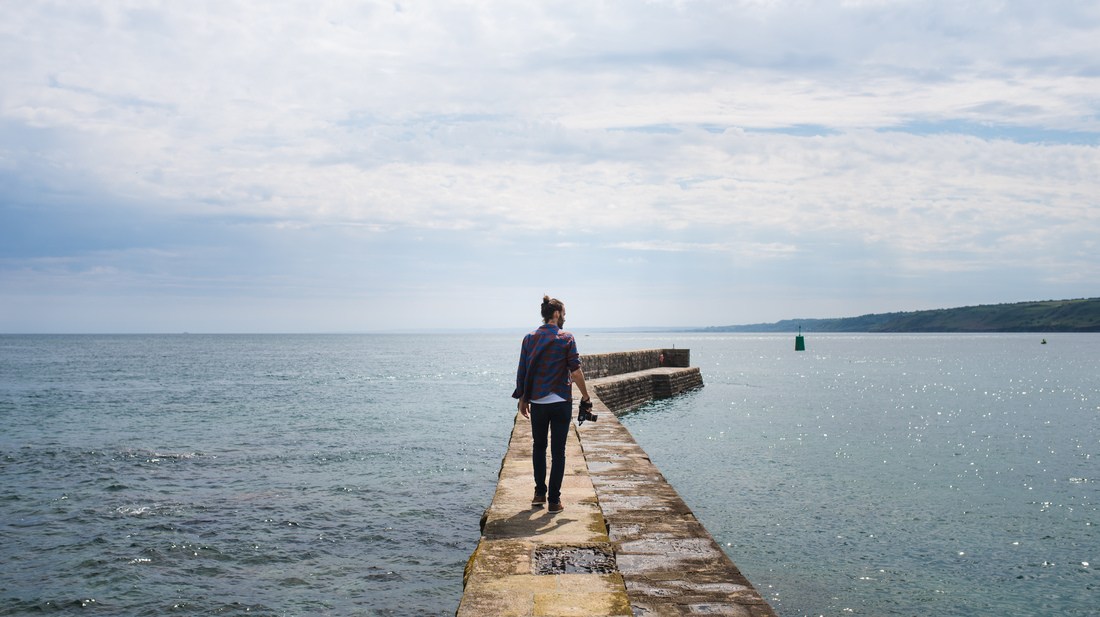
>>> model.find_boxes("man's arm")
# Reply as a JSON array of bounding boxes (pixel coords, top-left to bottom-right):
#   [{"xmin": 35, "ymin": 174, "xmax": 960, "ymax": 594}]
[{"xmin": 512, "ymin": 337, "xmax": 530, "ymax": 401}]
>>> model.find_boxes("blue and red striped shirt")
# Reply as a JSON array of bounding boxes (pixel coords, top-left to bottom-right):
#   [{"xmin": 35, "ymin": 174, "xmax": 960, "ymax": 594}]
[{"xmin": 511, "ymin": 324, "xmax": 581, "ymax": 403}]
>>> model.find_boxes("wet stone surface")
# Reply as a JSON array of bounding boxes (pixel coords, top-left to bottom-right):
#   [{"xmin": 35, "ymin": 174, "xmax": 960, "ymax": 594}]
[{"xmin": 533, "ymin": 544, "xmax": 618, "ymax": 575}]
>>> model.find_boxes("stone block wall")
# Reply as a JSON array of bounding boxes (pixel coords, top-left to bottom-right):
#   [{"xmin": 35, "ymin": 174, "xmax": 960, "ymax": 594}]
[
  {"xmin": 582, "ymin": 349, "xmax": 702, "ymax": 414},
  {"xmin": 592, "ymin": 368, "xmax": 703, "ymax": 413},
  {"xmin": 591, "ymin": 373, "xmax": 658, "ymax": 412},
  {"xmin": 652, "ymin": 367, "xmax": 703, "ymax": 398},
  {"xmin": 661, "ymin": 348, "xmax": 690, "ymax": 368},
  {"xmin": 580, "ymin": 348, "xmax": 690, "ymax": 379}
]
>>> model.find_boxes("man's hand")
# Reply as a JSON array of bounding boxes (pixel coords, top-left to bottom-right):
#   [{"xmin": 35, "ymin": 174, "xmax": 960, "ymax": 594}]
[{"xmin": 518, "ymin": 398, "xmax": 530, "ymax": 419}]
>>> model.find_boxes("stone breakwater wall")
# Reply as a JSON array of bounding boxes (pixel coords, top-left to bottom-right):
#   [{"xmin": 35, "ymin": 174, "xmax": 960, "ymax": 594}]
[
  {"xmin": 580, "ymin": 348, "xmax": 690, "ymax": 379},
  {"xmin": 458, "ymin": 349, "xmax": 777, "ymax": 616},
  {"xmin": 582, "ymin": 349, "xmax": 702, "ymax": 413}
]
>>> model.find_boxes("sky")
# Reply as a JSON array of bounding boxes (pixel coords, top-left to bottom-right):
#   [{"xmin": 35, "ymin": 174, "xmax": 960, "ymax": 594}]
[{"xmin": 2, "ymin": 1, "xmax": 1099, "ymax": 333}]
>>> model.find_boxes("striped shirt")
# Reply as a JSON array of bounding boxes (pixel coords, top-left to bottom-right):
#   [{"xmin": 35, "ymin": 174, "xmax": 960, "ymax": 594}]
[{"xmin": 511, "ymin": 324, "xmax": 581, "ymax": 403}]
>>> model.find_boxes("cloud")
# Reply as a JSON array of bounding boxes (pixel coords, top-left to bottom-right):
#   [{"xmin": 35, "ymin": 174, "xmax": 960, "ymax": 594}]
[{"xmin": 1, "ymin": 1, "xmax": 1099, "ymax": 331}]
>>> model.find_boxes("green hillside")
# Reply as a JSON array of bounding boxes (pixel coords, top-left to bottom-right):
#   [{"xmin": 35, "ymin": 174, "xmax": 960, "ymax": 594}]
[{"xmin": 702, "ymin": 298, "xmax": 1100, "ymax": 333}]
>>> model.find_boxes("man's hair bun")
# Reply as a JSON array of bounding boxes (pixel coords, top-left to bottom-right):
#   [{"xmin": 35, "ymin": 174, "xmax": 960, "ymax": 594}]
[{"xmin": 540, "ymin": 295, "xmax": 564, "ymax": 322}]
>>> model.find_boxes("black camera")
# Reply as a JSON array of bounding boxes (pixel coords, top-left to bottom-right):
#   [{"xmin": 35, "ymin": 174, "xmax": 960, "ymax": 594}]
[{"xmin": 577, "ymin": 398, "xmax": 597, "ymax": 425}]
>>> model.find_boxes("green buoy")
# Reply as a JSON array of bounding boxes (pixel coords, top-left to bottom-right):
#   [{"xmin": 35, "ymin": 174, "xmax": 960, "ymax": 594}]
[{"xmin": 795, "ymin": 326, "xmax": 805, "ymax": 351}]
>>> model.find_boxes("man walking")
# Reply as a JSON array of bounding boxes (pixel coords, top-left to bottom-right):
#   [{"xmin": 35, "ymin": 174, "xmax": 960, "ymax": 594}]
[{"xmin": 512, "ymin": 295, "xmax": 592, "ymax": 513}]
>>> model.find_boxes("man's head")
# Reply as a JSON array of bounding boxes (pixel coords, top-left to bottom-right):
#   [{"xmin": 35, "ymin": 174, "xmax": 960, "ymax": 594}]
[{"xmin": 541, "ymin": 295, "xmax": 565, "ymax": 327}]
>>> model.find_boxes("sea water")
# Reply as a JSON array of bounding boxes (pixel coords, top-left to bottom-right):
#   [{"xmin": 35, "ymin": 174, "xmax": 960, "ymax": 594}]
[
  {"xmin": 0, "ymin": 334, "xmax": 516, "ymax": 616},
  {"xmin": 611, "ymin": 332, "xmax": 1098, "ymax": 617},
  {"xmin": 1, "ymin": 333, "xmax": 1096, "ymax": 616}
]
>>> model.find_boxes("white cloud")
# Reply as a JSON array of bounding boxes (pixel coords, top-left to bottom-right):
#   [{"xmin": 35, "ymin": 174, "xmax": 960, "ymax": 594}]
[{"xmin": 1, "ymin": 1, "xmax": 1098, "ymax": 331}]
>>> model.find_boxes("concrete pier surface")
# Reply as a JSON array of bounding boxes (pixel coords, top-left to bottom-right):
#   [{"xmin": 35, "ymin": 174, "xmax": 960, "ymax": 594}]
[{"xmin": 458, "ymin": 350, "xmax": 777, "ymax": 617}]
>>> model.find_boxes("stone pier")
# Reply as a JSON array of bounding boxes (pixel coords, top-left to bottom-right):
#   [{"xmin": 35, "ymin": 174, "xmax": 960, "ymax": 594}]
[{"xmin": 458, "ymin": 349, "xmax": 777, "ymax": 617}]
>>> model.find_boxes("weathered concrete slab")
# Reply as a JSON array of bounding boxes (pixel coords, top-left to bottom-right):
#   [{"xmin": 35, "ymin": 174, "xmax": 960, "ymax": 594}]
[
  {"xmin": 458, "ymin": 408, "xmax": 632, "ymax": 617},
  {"xmin": 460, "ymin": 351, "xmax": 775, "ymax": 617},
  {"xmin": 578, "ymin": 389, "xmax": 777, "ymax": 617}
]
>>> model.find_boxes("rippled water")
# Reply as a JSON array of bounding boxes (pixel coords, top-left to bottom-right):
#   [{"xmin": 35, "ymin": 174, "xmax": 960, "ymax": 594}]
[
  {"xmin": 2, "ymin": 333, "xmax": 1096, "ymax": 616},
  {"xmin": 612, "ymin": 333, "xmax": 1099, "ymax": 617},
  {"xmin": 0, "ymin": 334, "xmax": 517, "ymax": 616}
]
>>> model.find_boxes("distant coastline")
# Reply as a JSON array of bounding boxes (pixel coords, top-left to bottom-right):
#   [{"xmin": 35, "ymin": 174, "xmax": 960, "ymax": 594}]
[
  {"xmin": 12, "ymin": 298, "xmax": 1098, "ymax": 335},
  {"xmin": 698, "ymin": 297, "xmax": 1100, "ymax": 333}
]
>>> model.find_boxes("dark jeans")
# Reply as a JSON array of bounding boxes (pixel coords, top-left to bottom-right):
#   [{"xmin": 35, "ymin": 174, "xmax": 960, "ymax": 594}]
[{"xmin": 529, "ymin": 400, "xmax": 571, "ymax": 504}]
